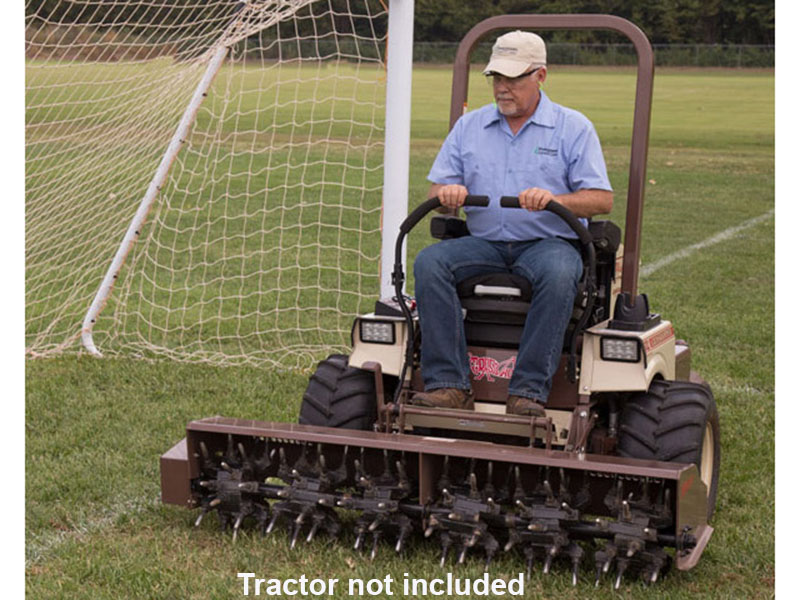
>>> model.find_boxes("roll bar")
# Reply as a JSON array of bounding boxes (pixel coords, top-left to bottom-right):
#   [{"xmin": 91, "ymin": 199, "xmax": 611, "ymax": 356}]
[{"xmin": 448, "ymin": 14, "xmax": 654, "ymax": 305}]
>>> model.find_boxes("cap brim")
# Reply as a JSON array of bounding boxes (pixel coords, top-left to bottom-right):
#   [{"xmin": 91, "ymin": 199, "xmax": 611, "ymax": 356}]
[{"xmin": 482, "ymin": 58, "xmax": 530, "ymax": 77}]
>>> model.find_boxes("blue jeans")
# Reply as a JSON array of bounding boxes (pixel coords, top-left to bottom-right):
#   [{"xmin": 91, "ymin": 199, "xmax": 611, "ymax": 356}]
[{"xmin": 413, "ymin": 236, "xmax": 582, "ymax": 403}]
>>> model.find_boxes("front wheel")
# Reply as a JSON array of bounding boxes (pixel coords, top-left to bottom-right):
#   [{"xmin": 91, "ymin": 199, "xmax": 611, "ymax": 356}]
[
  {"xmin": 299, "ymin": 354, "xmax": 377, "ymax": 430},
  {"xmin": 617, "ymin": 379, "xmax": 720, "ymax": 521}
]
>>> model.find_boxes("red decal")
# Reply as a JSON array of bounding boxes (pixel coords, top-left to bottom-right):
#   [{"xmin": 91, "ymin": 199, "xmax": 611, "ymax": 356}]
[
  {"xmin": 644, "ymin": 325, "xmax": 675, "ymax": 353},
  {"xmin": 680, "ymin": 472, "xmax": 695, "ymax": 500},
  {"xmin": 469, "ymin": 353, "xmax": 516, "ymax": 382}
]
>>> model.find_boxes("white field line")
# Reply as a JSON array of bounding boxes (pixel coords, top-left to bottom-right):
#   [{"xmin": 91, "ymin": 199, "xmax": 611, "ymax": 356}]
[
  {"xmin": 26, "ymin": 494, "xmax": 158, "ymax": 567},
  {"xmin": 640, "ymin": 209, "xmax": 774, "ymax": 278}
]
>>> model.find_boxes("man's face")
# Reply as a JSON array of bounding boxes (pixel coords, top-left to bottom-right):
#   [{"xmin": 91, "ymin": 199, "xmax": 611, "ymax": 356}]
[{"xmin": 491, "ymin": 67, "xmax": 547, "ymax": 119}]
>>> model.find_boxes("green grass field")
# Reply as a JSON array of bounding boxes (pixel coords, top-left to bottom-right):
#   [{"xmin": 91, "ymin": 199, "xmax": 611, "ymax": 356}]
[{"xmin": 26, "ymin": 64, "xmax": 774, "ymax": 599}]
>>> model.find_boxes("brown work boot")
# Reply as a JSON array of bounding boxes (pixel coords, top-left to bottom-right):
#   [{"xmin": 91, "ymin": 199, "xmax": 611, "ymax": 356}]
[
  {"xmin": 411, "ymin": 388, "xmax": 474, "ymax": 410},
  {"xmin": 506, "ymin": 395, "xmax": 546, "ymax": 417}
]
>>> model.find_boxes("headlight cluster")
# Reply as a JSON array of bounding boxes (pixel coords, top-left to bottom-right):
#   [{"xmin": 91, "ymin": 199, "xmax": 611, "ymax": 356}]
[
  {"xmin": 359, "ymin": 320, "xmax": 395, "ymax": 345},
  {"xmin": 600, "ymin": 336, "xmax": 641, "ymax": 362}
]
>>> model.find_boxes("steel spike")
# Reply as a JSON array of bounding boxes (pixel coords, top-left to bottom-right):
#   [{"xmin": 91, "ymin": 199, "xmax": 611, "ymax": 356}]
[
  {"xmin": 199, "ymin": 441, "xmax": 211, "ymax": 465},
  {"xmin": 265, "ymin": 512, "xmax": 279, "ymax": 534},
  {"xmin": 543, "ymin": 479, "xmax": 554, "ymax": 502},
  {"xmin": 622, "ymin": 499, "xmax": 632, "ymax": 521},
  {"xmin": 439, "ymin": 537, "xmax": 451, "ymax": 568},
  {"xmin": 306, "ymin": 521, "xmax": 320, "ymax": 543},
  {"xmin": 469, "ymin": 472, "xmax": 479, "ymax": 498},
  {"xmin": 424, "ymin": 526, "xmax": 435, "ymax": 538},
  {"xmin": 370, "ymin": 532, "xmax": 380, "ymax": 561},
  {"xmin": 290, "ymin": 522, "xmax": 301, "ymax": 550},
  {"xmin": 543, "ymin": 552, "xmax": 553, "ymax": 574},
  {"xmin": 232, "ymin": 513, "xmax": 244, "ymax": 542},
  {"xmin": 382, "ymin": 448, "xmax": 390, "ymax": 474},
  {"xmin": 354, "ymin": 530, "xmax": 365, "ymax": 551},
  {"xmin": 484, "ymin": 552, "xmax": 493, "ymax": 572},
  {"xmin": 220, "ymin": 461, "xmax": 232, "ymax": 472},
  {"xmin": 514, "ymin": 465, "xmax": 524, "ymax": 499},
  {"xmin": 368, "ymin": 517, "xmax": 381, "ymax": 532},
  {"xmin": 594, "ymin": 565, "xmax": 603, "ymax": 588},
  {"xmin": 395, "ymin": 529, "xmax": 408, "ymax": 553},
  {"xmin": 650, "ymin": 567, "xmax": 659, "ymax": 585},
  {"xmin": 614, "ymin": 560, "xmax": 628, "ymax": 590},
  {"xmin": 238, "ymin": 443, "xmax": 248, "ymax": 463},
  {"xmin": 524, "ymin": 547, "xmax": 534, "ymax": 581},
  {"xmin": 194, "ymin": 507, "xmax": 209, "ymax": 527},
  {"xmin": 209, "ymin": 498, "xmax": 221, "ymax": 508},
  {"xmin": 396, "ymin": 460, "xmax": 408, "ymax": 488},
  {"xmin": 572, "ymin": 562, "xmax": 579, "ymax": 587},
  {"xmin": 226, "ymin": 434, "xmax": 235, "ymax": 458},
  {"xmin": 458, "ymin": 543, "xmax": 468, "ymax": 565}
]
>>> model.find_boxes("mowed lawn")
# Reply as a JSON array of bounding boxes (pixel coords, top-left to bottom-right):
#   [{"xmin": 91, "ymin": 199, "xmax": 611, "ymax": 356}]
[{"xmin": 26, "ymin": 66, "xmax": 774, "ymax": 598}]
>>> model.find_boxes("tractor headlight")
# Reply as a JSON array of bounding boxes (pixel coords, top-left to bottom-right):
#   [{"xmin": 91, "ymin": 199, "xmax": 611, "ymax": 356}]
[
  {"xmin": 359, "ymin": 320, "xmax": 395, "ymax": 345},
  {"xmin": 600, "ymin": 336, "xmax": 641, "ymax": 362}
]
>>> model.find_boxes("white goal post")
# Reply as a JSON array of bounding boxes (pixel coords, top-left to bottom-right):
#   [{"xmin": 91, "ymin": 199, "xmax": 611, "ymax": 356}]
[{"xmin": 26, "ymin": 0, "xmax": 414, "ymax": 368}]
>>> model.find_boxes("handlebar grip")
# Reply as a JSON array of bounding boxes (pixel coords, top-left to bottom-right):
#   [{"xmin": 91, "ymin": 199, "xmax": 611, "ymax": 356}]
[
  {"xmin": 500, "ymin": 196, "xmax": 520, "ymax": 208},
  {"xmin": 401, "ymin": 195, "xmax": 489, "ymax": 234},
  {"xmin": 463, "ymin": 195, "xmax": 489, "ymax": 207},
  {"xmin": 499, "ymin": 196, "xmax": 592, "ymax": 246}
]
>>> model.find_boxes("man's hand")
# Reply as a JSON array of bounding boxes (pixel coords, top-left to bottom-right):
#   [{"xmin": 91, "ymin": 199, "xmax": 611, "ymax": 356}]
[
  {"xmin": 435, "ymin": 184, "xmax": 469, "ymax": 209},
  {"xmin": 519, "ymin": 187, "xmax": 557, "ymax": 211}
]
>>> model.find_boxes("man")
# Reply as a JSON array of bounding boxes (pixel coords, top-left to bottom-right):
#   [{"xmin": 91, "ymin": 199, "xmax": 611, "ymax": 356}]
[{"xmin": 411, "ymin": 30, "xmax": 613, "ymax": 417}]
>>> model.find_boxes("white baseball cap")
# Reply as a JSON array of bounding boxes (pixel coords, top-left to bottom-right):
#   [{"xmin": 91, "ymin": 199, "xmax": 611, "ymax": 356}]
[{"xmin": 483, "ymin": 30, "xmax": 547, "ymax": 77}]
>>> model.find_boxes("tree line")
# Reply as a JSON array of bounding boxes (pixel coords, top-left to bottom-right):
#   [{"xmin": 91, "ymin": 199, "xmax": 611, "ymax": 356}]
[
  {"xmin": 414, "ymin": 0, "xmax": 773, "ymax": 45},
  {"xmin": 27, "ymin": 0, "xmax": 774, "ymax": 46}
]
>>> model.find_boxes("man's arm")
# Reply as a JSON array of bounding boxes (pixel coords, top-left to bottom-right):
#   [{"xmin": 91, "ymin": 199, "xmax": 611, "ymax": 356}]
[{"xmin": 518, "ymin": 187, "xmax": 613, "ymax": 218}]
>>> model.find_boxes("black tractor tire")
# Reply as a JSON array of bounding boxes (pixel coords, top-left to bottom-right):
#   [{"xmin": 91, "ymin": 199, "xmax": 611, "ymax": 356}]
[
  {"xmin": 617, "ymin": 379, "xmax": 720, "ymax": 521},
  {"xmin": 299, "ymin": 354, "xmax": 377, "ymax": 430}
]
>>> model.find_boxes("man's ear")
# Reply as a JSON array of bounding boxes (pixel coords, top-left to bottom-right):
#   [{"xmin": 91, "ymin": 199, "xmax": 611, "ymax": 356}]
[{"xmin": 537, "ymin": 66, "xmax": 548, "ymax": 86}]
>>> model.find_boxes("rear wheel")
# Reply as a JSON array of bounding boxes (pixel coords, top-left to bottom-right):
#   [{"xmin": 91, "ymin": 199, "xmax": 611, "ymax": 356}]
[
  {"xmin": 299, "ymin": 354, "xmax": 377, "ymax": 430},
  {"xmin": 617, "ymin": 379, "xmax": 720, "ymax": 520}
]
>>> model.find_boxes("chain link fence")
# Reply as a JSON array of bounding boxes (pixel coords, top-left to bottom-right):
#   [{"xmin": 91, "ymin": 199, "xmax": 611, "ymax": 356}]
[{"xmin": 413, "ymin": 42, "xmax": 774, "ymax": 68}]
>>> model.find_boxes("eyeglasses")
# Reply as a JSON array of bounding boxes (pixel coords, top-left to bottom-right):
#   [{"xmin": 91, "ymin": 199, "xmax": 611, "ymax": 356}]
[{"xmin": 486, "ymin": 68, "xmax": 541, "ymax": 88}]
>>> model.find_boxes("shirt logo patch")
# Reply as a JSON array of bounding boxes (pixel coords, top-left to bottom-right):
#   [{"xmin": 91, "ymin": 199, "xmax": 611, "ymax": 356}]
[{"xmin": 534, "ymin": 147, "xmax": 558, "ymax": 156}]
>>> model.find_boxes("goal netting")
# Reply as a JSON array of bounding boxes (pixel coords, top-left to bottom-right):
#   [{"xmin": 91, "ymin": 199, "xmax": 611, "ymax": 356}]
[{"xmin": 26, "ymin": 0, "xmax": 389, "ymax": 369}]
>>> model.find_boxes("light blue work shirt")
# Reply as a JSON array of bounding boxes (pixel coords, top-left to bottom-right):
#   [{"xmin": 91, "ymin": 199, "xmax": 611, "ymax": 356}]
[{"xmin": 427, "ymin": 91, "xmax": 612, "ymax": 241}]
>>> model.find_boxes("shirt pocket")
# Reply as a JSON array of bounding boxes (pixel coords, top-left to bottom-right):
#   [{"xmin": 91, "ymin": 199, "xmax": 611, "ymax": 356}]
[{"xmin": 523, "ymin": 156, "xmax": 567, "ymax": 193}]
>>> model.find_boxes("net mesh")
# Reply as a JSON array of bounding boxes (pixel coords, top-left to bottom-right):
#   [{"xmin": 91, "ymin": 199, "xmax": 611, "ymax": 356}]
[{"xmin": 26, "ymin": 0, "xmax": 388, "ymax": 368}]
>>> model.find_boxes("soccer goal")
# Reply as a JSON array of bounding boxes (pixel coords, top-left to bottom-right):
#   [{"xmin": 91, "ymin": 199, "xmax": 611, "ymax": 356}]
[{"xmin": 26, "ymin": 0, "xmax": 413, "ymax": 369}]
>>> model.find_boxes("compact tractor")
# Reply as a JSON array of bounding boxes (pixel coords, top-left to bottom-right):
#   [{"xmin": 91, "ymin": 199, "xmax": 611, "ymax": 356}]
[{"xmin": 160, "ymin": 14, "xmax": 719, "ymax": 587}]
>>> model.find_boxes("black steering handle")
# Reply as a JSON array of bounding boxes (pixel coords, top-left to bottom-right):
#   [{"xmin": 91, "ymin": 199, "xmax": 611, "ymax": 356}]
[
  {"xmin": 399, "ymin": 195, "xmax": 489, "ymax": 235},
  {"xmin": 499, "ymin": 196, "xmax": 593, "ymax": 247}
]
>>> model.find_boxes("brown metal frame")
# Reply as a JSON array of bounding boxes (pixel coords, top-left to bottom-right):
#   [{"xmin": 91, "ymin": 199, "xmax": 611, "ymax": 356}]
[
  {"xmin": 448, "ymin": 14, "xmax": 654, "ymax": 305},
  {"xmin": 161, "ymin": 416, "xmax": 712, "ymax": 570}
]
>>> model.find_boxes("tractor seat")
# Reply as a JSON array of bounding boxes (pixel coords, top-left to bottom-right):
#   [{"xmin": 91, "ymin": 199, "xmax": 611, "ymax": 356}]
[{"xmin": 456, "ymin": 273, "xmax": 532, "ymax": 348}]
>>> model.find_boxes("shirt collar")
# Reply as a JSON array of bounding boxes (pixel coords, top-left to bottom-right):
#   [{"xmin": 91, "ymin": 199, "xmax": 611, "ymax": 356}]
[{"xmin": 483, "ymin": 90, "xmax": 557, "ymax": 130}]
